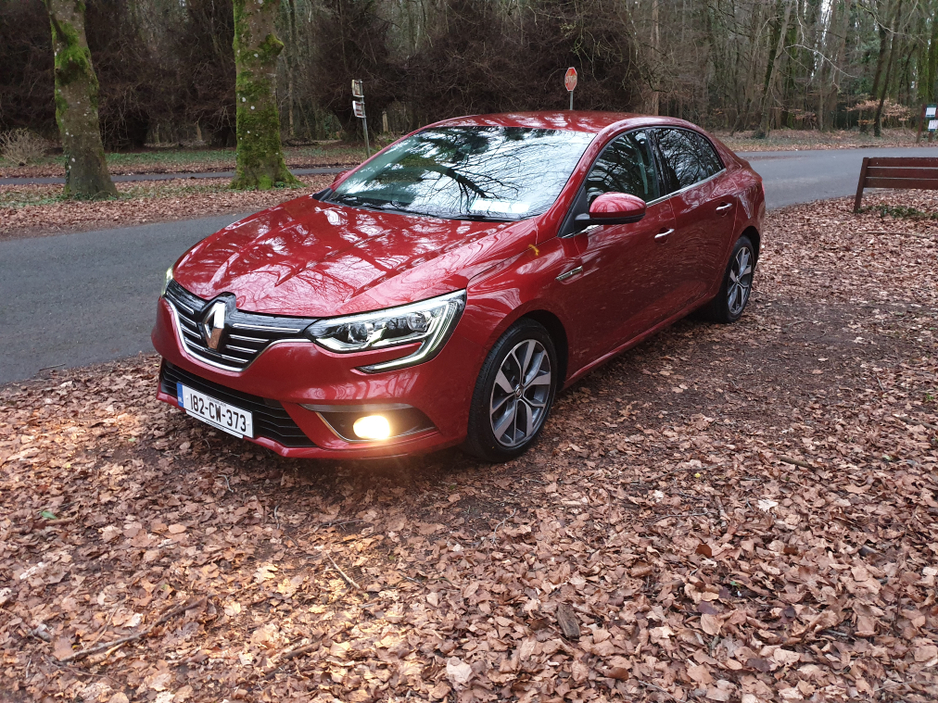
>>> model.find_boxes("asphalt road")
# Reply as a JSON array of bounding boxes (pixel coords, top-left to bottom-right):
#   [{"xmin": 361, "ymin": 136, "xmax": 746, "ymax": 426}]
[
  {"xmin": 1, "ymin": 145, "xmax": 936, "ymax": 385},
  {"xmin": 740, "ymin": 145, "xmax": 938, "ymax": 208}
]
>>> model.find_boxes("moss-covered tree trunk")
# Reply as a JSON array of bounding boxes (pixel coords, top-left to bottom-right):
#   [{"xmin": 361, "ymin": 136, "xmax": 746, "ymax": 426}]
[
  {"xmin": 231, "ymin": 0, "xmax": 299, "ymax": 190},
  {"xmin": 43, "ymin": 0, "xmax": 117, "ymax": 200}
]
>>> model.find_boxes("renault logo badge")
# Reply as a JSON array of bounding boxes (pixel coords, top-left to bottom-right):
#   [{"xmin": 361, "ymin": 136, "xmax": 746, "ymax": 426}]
[{"xmin": 202, "ymin": 300, "xmax": 227, "ymax": 350}]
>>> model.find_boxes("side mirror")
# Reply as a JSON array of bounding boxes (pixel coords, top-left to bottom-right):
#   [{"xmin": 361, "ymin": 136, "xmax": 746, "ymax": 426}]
[{"xmin": 574, "ymin": 192, "xmax": 647, "ymax": 227}]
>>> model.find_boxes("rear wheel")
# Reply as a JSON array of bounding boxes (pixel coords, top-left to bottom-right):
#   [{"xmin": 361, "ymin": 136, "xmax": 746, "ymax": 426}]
[
  {"xmin": 702, "ymin": 235, "xmax": 755, "ymax": 323},
  {"xmin": 464, "ymin": 320, "xmax": 557, "ymax": 462}
]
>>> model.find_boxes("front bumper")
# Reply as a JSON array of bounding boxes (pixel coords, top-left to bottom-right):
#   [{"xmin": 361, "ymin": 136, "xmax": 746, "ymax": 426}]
[{"xmin": 152, "ymin": 297, "xmax": 484, "ymax": 458}]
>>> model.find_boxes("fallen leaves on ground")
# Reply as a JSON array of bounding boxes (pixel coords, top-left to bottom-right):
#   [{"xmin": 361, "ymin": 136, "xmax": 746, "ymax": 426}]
[
  {"xmin": 0, "ymin": 194, "xmax": 936, "ymax": 702},
  {"xmin": 0, "ymin": 143, "xmax": 366, "ymax": 180},
  {"xmin": 0, "ymin": 175, "xmax": 334, "ymax": 241},
  {"xmin": 717, "ymin": 128, "xmax": 938, "ymax": 152}
]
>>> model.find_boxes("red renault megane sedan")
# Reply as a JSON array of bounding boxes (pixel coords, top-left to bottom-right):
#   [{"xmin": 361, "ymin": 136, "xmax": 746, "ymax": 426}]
[{"xmin": 153, "ymin": 112, "xmax": 764, "ymax": 461}]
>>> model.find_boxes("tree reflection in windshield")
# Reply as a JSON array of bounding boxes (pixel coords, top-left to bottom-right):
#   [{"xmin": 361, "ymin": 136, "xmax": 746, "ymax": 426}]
[{"xmin": 330, "ymin": 126, "xmax": 595, "ymax": 220}]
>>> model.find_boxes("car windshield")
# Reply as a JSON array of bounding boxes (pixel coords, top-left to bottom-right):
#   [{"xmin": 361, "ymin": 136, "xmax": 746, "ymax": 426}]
[{"xmin": 326, "ymin": 126, "xmax": 595, "ymax": 221}]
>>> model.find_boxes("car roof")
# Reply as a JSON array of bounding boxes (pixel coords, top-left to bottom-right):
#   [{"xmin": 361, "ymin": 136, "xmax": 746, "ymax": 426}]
[{"xmin": 430, "ymin": 111, "xmax": 695, "ymax": 135}]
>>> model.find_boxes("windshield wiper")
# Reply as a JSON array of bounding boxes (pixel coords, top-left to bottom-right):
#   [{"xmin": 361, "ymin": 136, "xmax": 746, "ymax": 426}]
[
  {"xmin": 327, "ymin": 193, "xmax": 420, "ymax": 216},
  {"xmin": 419, "ymin": 212, "xmax": 517, "ymax": 222}
]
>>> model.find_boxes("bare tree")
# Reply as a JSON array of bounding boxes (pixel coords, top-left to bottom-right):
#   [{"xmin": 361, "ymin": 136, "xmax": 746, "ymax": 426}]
[
  {"xmin": 231, "ymin": 0, "xmax": 298, "ymax": 190},
  {"xmin": 43, "ymin": 0, "xmax": 117, "ymax": 199}
]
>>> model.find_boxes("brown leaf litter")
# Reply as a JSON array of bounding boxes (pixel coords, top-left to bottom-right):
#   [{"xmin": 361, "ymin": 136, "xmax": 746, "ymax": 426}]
[{"xmin": 0, "ymin": 193, "xmax": 936, "ymax": 702}]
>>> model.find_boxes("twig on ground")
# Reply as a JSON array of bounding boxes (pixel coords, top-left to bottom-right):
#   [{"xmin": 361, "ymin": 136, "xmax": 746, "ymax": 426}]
[
  {"xmin": 894, "ymin": 415, "xmax": 938, "ymax": 431},
  {"xmin": 327, "ymin": 556, "xmax": 361, "ymax": 591},
  {"xmin": 490, "ymin": 508, "xmax": 517, "ymax": 543},
  {"xmin": 645, "ymin": 511, "xmax": 710, "ymax": 525},
  {"xmin": 308, "ymin": 519, "xmax": 368, "ymax": 537},
  {"xmin": 279, "ymin": 641, "xmax": 321, "ymax": 662},
  {"xmin": 714, "ymin": 495, "xmax": 728, "ymax": 525},
  {"xmin": 260, "ymin": 640, "xmax": 322, "ymax": 678},
  {"xmin": 637, "ymin": 678, "xmax": 680, "ymax": 700},
  {"xmin": 58, "ymin": 597, "xmax": 207, "ymax": 663},
  {"xmin": 779, "ymin": 456, "xmax": 816, "ymax": 470},
  {"xmin": 84, "ymin": 601, "xmax": 123, "ymax": 649}
]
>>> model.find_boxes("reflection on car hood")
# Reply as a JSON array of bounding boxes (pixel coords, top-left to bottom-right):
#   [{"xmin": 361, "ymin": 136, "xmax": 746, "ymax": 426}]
[{"xmin": 172, "ymin": 195, "xmax": 526, "ymax": 318}]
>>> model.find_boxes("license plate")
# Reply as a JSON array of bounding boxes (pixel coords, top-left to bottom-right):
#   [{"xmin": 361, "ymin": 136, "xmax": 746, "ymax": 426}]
[{"xmin": 177, "ymin": 383, "xmax": 253, "ymax": 439}]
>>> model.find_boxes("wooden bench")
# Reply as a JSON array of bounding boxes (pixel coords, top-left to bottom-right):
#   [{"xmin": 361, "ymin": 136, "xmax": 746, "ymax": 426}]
[{"xmin": 854, "ymin": 156, "xmax": 938, "ymax": 212}]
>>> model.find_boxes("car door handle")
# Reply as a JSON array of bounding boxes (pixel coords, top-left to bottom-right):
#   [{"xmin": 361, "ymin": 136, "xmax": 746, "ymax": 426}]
[
  {"xmin": 556, "ymin": 266, "xmax": 583, "ymax": 282},
  {"xmin": 716, "ymin": 203, "xmax": 734, "ymax": 212},
  {"xmin": 654, "ymin": 228, "xmax": 674, "ymax": 240}
]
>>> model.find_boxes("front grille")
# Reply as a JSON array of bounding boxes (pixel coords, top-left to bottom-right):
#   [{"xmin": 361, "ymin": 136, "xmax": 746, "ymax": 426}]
[
  {"xmin": 164, "ymin": 279, "xmax": 318, "ymax": 370},
  {"xmin": 160, "ymin": 361, "xmax": 316, "ymax": 448}
]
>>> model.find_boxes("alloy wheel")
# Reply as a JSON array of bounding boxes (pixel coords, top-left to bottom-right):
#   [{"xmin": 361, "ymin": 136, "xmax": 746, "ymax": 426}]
[
  {"xmin": 489, "ymin": 339, "xmax": 552, "ymax": 449},
  {"xmin": 727, "ymin": 245, "xmax": 753, "ymax": 316}
]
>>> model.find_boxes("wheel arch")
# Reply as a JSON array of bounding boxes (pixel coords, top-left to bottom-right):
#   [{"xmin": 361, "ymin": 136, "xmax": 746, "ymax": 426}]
[
  {"xmin": 520, "ymin": 309, "xmax": 569, "ymax": 388},
  {"xmin": 740, "ymin": 225, "xmax": 760, "ymax": 262}
]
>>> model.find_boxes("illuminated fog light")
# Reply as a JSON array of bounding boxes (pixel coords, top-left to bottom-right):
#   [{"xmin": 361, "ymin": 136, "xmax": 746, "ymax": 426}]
[{"xmin": 352, "ymin": 415, "xmax": 391, "ymax": 440}]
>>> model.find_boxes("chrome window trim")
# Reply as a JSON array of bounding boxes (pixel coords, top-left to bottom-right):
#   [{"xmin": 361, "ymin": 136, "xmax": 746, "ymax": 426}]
[{"xmin": 645, "ymin": 165, "xmax": 727, "ymax": 207}]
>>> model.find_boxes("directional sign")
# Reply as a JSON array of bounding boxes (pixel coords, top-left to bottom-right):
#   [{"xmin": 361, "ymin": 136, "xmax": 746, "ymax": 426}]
[
  {"xmin": 352, "ymin": 100, "xmax": 366, "ymax": 119},
  {"xmin": 564, "ymin": 67, "xmax": 578, "ymax": 92}
]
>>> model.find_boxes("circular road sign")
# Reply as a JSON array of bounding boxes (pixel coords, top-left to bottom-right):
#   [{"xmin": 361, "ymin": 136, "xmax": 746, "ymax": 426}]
[{"xmin": 564, "ymin": 67, "xmax": 578, "ymax": 92}]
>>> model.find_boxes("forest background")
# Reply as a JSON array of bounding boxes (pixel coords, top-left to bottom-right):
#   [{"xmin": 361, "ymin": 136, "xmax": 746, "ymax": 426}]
[{"xmin": 2, "ymin": 0, "xmax": 937, "ymax": 154}]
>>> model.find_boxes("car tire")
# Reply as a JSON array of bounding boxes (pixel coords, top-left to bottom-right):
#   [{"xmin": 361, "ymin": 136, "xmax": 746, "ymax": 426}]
[
  {"xmin": 463, "ymin": 319, "xmax": 558, "ymax": 462},
  {"xmin": 701, "ymin": 235, "xmax": 756, "ymax": 323}
]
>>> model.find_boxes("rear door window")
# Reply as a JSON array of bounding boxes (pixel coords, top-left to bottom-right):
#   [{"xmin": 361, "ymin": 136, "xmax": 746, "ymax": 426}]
[
  {"xmin": 656, "ymin": 128, "xmax": 723, "ymax": 192},
  {"xmin": 585, "ymin": 130, "xmax": 659, "ymax": 203}
]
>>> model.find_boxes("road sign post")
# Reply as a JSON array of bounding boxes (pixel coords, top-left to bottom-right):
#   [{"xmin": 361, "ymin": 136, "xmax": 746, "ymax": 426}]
[
  {"xmin": 918, "ymin": 104, "xmax": 937, "ymax": 144},
  {"xmin": 352, "ymin": 80, "xmax": 371, "ymax": 157},
  {"xmin": 564, "ymin": 67, "xmax": 577, "ymax": 110}
]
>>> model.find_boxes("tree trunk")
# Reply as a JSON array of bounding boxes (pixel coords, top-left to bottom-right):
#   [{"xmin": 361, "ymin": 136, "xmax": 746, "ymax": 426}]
[
  {"xmin": 862, "ymin": 1, "xmax": 891, "ymax": 134},
  {"xmin": 923, "ymin": 9, "xmax": 938, "ymax": 103},
  {"xmin": 647, "ymin": 0, "xmax": 660, "ymax": 115},
  {"xmin": 231, "ymin": 0, "xmax": 299, "ymax": 190},
  {"xmin": 818, "ymin": 0, "xmax": 852, "ymax": 132},
  {"xmin": 873, "ymin": 0, "xmax": 902, "ymax": 137},
  {"xmin": 285, "ymin": 0, "xmax": 299, "ymax": 139},
  {"xmin": 43, "ymin": 0, "xmax": 117, "ymax": 200},
  {"xmin": 754, "ymin": 0, "xmax": 793, "ymax": 139}
]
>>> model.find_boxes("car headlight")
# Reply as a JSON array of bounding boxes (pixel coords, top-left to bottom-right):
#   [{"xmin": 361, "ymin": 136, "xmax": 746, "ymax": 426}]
[
  {"xmin": 304, "ymin": 291, "xmax": 466, "ymax": 372},
  {"xmin": 161, "ymin": 267, "xmax": 173, "ymax": 297}
]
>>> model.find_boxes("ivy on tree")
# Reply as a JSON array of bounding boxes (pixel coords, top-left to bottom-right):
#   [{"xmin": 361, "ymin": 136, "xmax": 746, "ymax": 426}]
[
  {"xmin": 231, "ymin": 0, "xmax": 299, "ymax": 190},
  {"xmin": 44, "ymin": 0, "xmax": 117, "ymax": 200}
]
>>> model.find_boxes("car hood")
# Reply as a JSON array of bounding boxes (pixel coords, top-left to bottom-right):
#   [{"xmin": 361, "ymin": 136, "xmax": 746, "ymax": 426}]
[{"xmin": 172, "ymin": 195, "xmax": 531, "ymax": 318}]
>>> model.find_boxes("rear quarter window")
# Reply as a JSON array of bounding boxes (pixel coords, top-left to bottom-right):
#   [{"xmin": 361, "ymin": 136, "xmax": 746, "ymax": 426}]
[{"xmin": 656, "ymin": 128, "xmax": 724, "ymax": 192}]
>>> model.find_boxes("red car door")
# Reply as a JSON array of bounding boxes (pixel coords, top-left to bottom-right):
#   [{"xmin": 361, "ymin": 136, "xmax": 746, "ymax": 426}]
[
  {"xmin": 555, "ymin": 129, "xmax": 679, "ymax": 366},
  {"xmin": 653, "ymin": 128, "xmax": 738, "ymax": 314}
]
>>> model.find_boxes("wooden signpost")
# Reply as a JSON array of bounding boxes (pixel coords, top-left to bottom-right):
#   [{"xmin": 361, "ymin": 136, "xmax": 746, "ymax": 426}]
[
  {"xmin": 917, "ymin": 104, "xmax": 937, "ymax": 143},
  {"xmin": 352, "ymin": 80, "xmax": 371, "ymax": 157}
]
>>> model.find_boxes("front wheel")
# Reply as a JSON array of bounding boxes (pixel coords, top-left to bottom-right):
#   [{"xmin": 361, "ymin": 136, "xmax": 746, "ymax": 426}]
[
  {"xmin": 463, "ymin": 319, "xmax": 557, "ymax": 462},
  {"xmin": 702, "ymin": 235, "xmax": 756, "ymax": 323}
]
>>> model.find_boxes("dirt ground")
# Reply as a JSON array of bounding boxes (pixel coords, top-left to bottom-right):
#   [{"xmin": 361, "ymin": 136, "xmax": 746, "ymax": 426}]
[{"xmin": 0, "ymin": 194, "xmax": 936, "ymax": 702}]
